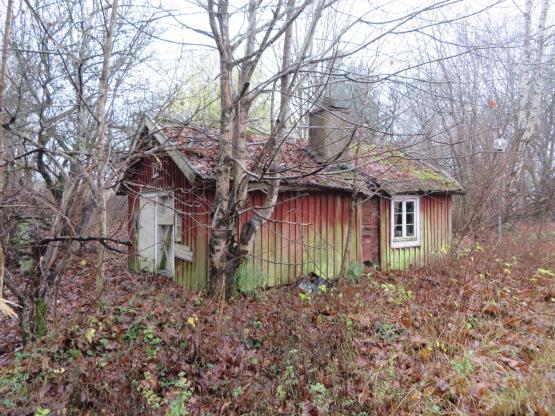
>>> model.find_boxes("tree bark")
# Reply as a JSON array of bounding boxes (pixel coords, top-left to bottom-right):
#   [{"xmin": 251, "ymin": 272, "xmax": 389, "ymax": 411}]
[
  {"xmin": 0, "ymin": 0, "xmax": 14, "ymax": 305},
  {"xmin": 94, "ymin": 0, "xmax": 119, "ymax": 299},
  {"xmin": 506, "ymin": 0, "xmax": 550, "ymax": 213}
]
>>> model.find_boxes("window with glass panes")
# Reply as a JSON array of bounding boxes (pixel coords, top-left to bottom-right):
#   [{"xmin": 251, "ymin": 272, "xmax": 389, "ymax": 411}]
[{"xmin": 391, "ymin": 196, "xmax": 419, "ymax": 246}]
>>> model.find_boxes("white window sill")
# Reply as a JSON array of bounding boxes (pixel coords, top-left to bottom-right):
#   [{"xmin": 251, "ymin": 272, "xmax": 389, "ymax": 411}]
[{"xmin": 391, "ymin": 239, "xmax": 421, "ymax": 249}]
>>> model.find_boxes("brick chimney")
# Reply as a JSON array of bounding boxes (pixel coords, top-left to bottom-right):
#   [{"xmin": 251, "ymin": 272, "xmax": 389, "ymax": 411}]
[{"xmin": 308, "ymin": 98, "xmax": 354, "ymax": 163}]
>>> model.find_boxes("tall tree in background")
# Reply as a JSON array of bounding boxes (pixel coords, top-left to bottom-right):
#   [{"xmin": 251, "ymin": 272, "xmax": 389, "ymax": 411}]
[
  {"xmin": 94, "ymin": 0, "xmax": 119, "ymax": 299},
  {"xmin": 506, "ymin": 0, "xmax": 550, "ymax": 213},
  {"xmin": 0, "ymin": 0, "xmax": 14, "ymax": 317}
]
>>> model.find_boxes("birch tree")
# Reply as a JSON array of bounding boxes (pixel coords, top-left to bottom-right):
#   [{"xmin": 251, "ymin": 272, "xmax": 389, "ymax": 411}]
[
  {"xmin": 506, "ymin": 0, "xmax": 550, "ymax": 211},
  {"xmin": 0, "ymin": 0, "xmax": 14, "ymax": 316},
  {"xmin": 94, "ymin": 0, "xmax": 119, "ymax": 299},
  {"xmin": 203, "ymin": 0, "xmax": 330, "ymax": 297}
]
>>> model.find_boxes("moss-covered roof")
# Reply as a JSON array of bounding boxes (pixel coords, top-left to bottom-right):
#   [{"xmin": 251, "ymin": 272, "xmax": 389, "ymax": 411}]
[{"xmin": 156, "ymin": 123, "xmax": 464, "ymax": 195}]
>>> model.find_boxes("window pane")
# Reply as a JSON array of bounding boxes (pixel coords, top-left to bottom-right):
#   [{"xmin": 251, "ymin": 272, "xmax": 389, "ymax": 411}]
[
  {"xmin": 394, "ymin": 225, "xmax": 403, "ymax": 237},
  {"xmin": 394, "ymin": 201, "xmax": 402, "ymax": 214},
  {"xmin": 406, "ymin": 201, "xmax": 414, "ymax": 213},
  {"xmin": 406, "ymin": 224, "xmax": 415, "ymax": 236},
  {"xmin": 406, "ymin": 213, "xmax": 414, "ymax": 225},
  {"xmin": 395, "ymin": 213, "xmax": 402, "ymax": 226}
]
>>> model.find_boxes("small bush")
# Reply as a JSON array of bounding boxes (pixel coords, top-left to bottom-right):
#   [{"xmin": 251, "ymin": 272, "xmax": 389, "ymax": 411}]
[
  {"xmin": 347, "ymin": 261, "xmax": 364, "ymax": 282},
  {"xmin": 235, "ymin": 264, "xmax": 269, "ymax": 295}
]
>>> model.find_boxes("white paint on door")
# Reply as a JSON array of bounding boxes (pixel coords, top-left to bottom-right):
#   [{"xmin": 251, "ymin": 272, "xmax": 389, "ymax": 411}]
[{"xmin": 137, "ymin": 192, "xmax": 175, "ymax": 276}]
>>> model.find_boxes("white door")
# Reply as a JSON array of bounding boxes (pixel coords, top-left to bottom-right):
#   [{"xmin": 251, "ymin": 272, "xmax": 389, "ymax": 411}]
[
  {"xmin": 156, "ymin": 194, "xmax": 174, "ymax": 276},
  {"xmin": 137, "ymin": 192, "xmax": 175, "ymax": 276},
  {"xmin": 138, "ymin": 193, "xmax": 157, "ymax": 272}
]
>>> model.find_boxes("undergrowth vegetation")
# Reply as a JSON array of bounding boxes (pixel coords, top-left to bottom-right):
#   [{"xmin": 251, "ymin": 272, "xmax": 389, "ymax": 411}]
[{"xmin": 0, "ymin": 228, "xmax": 554, "ymax": 415}]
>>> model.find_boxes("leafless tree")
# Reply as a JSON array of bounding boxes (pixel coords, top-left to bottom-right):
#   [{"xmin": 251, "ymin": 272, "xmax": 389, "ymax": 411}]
[
  {"xmin": 390, "ymin": 1, "xmax": 553, "ymax": 236},
  {"xmin": 1, "ymin": 0, "xmax": 160, "ymax": 340},
  {"xmin": 0, "ymin": 0, "xmax": 14, "ymax": 316}
]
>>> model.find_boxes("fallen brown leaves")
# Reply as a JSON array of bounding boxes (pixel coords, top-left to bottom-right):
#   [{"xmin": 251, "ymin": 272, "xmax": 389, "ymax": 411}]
[{"xmin": 0, "ymin": 228, "xmax": 554, "ymax": 415}]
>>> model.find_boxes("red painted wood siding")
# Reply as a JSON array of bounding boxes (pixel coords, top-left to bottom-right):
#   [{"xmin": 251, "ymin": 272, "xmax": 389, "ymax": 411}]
[
  {"xmin": 361, "ymin": 196, "xmax": 380, "ymax": 266},
  {"xmin": 128, "ymin": 154, "xmax": 454, "ymax": 288},
  {"xmin": 239, "ymin": 191, "xmax": 363, "ymax": 288},
  {"xmin": 128, "ymin": 153, "xmax": 363, "ymax": 289}
]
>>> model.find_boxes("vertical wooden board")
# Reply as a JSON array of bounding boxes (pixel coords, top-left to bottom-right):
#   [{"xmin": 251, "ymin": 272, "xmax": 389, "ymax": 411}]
[
  {"xmin": 266, "ymin": 192, "xmax": 272, "ymax": 278},
  {"xmin": 260, "ymin": 195, "xmax": 269, "ymax": 278},
  {"xmin": 438, "ymin": 196, "xmax": 443, "ymax": 250},
  {"xmin": 330, "ymin": 194, "xmax": 337, "ymax": 276},
  {"xmin": 268, "ymin": 200, "xmax": 277, "ymax": 286},
  {"xmin": 436, "ymin": 196, "xmax": 441, "ymax": 251},
  {"xmin": 432, "ymin": 196, "xmax": 437, "ymax": 253},
  {"xmin": 357, "ymin": 199, "xmax": 363, "ymax": 262},
  {"xmin": 448, "ymin": 195, "xmax": 453, "ymax": 246},
  {"xmin": 446, "ymin": 196, "xmax": 450, "ymax": 244},
  {"xmin": 292, "ymin": 194, "xmax": 300, "ymax": 280},
  {"xmin": 188, "ymin": 262, "xmax": 193, "ymax": 290},
  {"xmin": 195, "ymin": 206, "xmax": 209, "ymax": 289},
  {"xmin": 308, "ymin": 194, "xmax": 316, "ymax": 276},
  {"xmin": 428, "ymin": 196, "xmax": 434, "ymax": 254},
  {"xmin": 341, "ymin": 195, "xmax": 349, "ymax": 262},
  {"xmin": 351, "ymin": 200, "xmax": 357, "ymax": 264},
  {"xmin": 379, "ymin": 198, "xmax": 387, "ymax": 270},
  {"xmin": 320, "ymin": 194, "xmax": 328, "ymax": 278},
  {"xmin": 311, "ymin": 194, "xmax": 318, "ymax": 276},
  {"xmin": 299, "ymin": 194, "xmax": 306, "ymax": 277},
  {"xmin": 284, "ymin": 196, "xmax": 292, "ymax": 283},
  {"xmin": 444, "ymin": 195, "xmax": 448, "ymax": 248},
  {"xmin": 276, "ymin": 199, "xmax": 284, "ymax": 285},
  {"xmin": 439, "ymin": 196, "xmax": 444, "ymax": 250},
  {"xmin": 351, "ymin": 199, "xmax": 358, "ymax": 263},
  {"xmin": 334, "ymin": 195, "xmax": 343, "ymax": 276},
  {"xmin": 328, "ymin": 193, "xmax": 335, "ymax": 277},
  {"xmin": 426, "ymin": 196, "xmax": 432, "ymax": 263},
  {"xmin": 286, "ymin": 196, "xmax": 296, "ymax": 283},
  {"xmin": 289, "ymin": 194, "xmax": 301, "ymax": 282},
  {"xmin": 309, "ymin": 193, "xmax": 316, "ymax": 276},
  {"xmin": 283, "ymin": 197, "xmax": 290, "ymax": 284},
  {"xmin": 174, "ymin": 259, "xmax": 181, "ymax": 287},
  {"xmin": 430, "ymin": 196, "xmax": 436, "ymax": 254},
  {"xmin": 250, "ymin": 192, "xmax": 260, "ymax": 277},
  {"xmin": 255, "ymin": 193, "xmax": 264, "ymax": 277},
  {"xmin": 310, "ymin": 193, "xmax": 319, "ymax": 276},
  {"xmin": 300, "ymin": 194, "xmax": 308, "ymax": 275},
  {"xmin": 311, "ymin": 196, "xmax": 324, "ymax": 276}
]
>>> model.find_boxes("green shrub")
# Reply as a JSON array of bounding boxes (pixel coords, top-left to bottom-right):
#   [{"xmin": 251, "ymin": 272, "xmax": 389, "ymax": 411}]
[
  {"xmin": 235, "ymin": 264, "xmax": 269, "ymax": 295},
  {"xmin": 347, "ymin": 261, "xmax": 364, "ymax": 282}
]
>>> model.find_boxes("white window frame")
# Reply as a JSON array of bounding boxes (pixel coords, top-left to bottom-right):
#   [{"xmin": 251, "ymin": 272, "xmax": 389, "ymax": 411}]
[{"xmin": 390, "ymin": 195, "xmax": 421, "ymax": 248}]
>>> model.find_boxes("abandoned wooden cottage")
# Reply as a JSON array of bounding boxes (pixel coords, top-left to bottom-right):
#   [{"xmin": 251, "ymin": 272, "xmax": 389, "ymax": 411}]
[{"xmin": 121, "ymin": 109, "xmax": 463, "ymax": 290}]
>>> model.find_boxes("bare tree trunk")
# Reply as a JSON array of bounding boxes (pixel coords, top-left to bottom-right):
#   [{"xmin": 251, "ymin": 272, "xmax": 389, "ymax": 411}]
[
  {"xmin": 95, "ymin": 0, "xmax": 119, "ymax": 299},
  {"xmin": 207, "ymin": 0, "xmax": 235, "ymax": 297},
  {"xmin": 205, "ymin": 0, "xmax": 325, "ymax": 298},
  {"xmin": 0, "ymin": 0, "xmax": 14, "ymax": 308},
  {"xmin": 506, "ymin": 0, "xmax": 550, "ymax": 212},
  {"xmin": 339, "ymin": 141, "xmax": 360, "ymax": 279}
]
